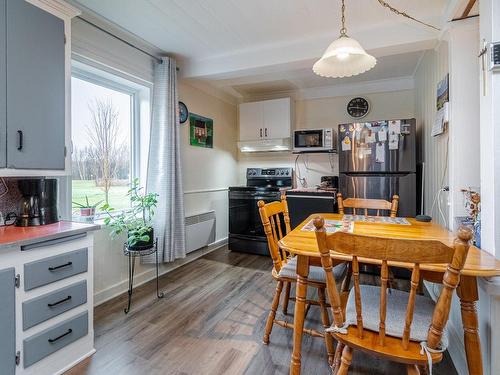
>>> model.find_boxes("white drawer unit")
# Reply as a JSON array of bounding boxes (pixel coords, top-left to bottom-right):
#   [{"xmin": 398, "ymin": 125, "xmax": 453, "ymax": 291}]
[{"xmin": 0, "ymin": 228, "xmax": 95, "ymax": 375}]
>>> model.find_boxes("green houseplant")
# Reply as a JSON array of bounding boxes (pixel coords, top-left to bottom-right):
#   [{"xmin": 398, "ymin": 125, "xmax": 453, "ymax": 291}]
[
  {"xmin": 73, "ymin": 196, "xmax": 103, "ymax": 221},
  {"xmin": 102, "ymin": 178, "xmax": 159, "ymax": 250}
]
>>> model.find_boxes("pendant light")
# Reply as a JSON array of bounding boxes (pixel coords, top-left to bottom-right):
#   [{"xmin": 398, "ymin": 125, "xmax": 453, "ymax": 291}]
[{"xmin": 313, "ymin": 0, "xmax": 376, "ymax": 78}]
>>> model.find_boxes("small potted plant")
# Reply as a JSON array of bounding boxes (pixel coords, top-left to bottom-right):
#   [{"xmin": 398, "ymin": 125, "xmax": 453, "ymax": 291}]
[
  {"xmin": 102, "ymin": 179, "xmax": 159, "ymax": 250},
  {"xmin": 73, "ymin": 196, "xmax": 102, "ymax": 222}
]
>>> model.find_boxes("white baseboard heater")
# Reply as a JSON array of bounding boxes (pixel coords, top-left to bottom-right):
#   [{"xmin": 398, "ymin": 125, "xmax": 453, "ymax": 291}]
[{"xmin": 185, "ymin": 211, "xmax": 216, "ymax": 254}]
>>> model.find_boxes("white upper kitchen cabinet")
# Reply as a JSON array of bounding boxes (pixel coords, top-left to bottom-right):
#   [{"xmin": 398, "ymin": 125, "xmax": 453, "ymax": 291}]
[
  {"xmin": 263, "ymin": 98, "xmax": 291, "ymax": 139},
  {"xmin": 239, "ymin": 101, "xmax": 264, "ymax": 141},
  {"xmin": 238, "ymin": 98, "xmax": 291, "ymax": 141}
]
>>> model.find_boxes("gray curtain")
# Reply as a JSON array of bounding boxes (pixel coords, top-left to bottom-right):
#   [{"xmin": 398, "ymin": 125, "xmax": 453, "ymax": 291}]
[{"xmin": 145, "ymin": 57, "xmax": 186, "ymax": 263}]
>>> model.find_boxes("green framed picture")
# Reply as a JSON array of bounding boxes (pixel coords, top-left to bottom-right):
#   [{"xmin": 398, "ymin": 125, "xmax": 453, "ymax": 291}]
[{"xmin": 189, "ymin": 113, "xmax": 213, "ymax": 148}]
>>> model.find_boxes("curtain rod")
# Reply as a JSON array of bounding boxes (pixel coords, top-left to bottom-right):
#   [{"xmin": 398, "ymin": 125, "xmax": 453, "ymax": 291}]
[{"xmin": 76, "ymin": 16, "xmax": 179, "ymax": 70}]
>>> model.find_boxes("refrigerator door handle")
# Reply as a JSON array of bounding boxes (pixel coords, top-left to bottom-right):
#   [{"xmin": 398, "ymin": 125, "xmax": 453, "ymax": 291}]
[{"xmin": 343, "ymin": 172, "xmax": 411, "ymax": 177}]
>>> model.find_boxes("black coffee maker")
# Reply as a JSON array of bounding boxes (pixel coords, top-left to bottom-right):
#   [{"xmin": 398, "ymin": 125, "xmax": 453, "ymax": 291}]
[{"xmin": 16, "ymin": 179, "xmax": 59, "ymax": 227}]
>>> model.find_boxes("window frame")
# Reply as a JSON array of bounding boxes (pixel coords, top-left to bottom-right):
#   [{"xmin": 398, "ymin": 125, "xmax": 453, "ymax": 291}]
[{"xmin": 61, "ymin": 60, "xmax": 152, "ymax": 221}]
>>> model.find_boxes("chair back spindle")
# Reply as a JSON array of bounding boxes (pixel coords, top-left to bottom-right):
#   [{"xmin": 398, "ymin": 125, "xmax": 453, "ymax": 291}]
[
  {"xmin": 352, "ymin": 256, "xmax": 364, "ymax": 338},
  {"xmin": 379, "ymin": 260, "xmax": 388, "ymax": 345},
  {"xmin": 402, "ymin": 264, "xmax": 420, "ymax": 349},
  {"xmin": 313, "ymin": 216, "xmax": 473, "ymax": 352}
]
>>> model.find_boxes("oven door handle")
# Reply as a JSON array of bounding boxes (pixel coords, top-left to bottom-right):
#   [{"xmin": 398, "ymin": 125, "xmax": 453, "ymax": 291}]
[{"xmin": 229, "ymin": 193, "xmax": 281, "ymax": 199}]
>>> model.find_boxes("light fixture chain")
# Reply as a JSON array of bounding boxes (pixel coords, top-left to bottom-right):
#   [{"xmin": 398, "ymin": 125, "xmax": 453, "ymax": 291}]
[
  {"xmin": 340, "ymin": 0, "xmax": 347, "ymax": 36},
  {"xmin": 377, "ymin": 0, "xmax": 440, "ymax": 31}
]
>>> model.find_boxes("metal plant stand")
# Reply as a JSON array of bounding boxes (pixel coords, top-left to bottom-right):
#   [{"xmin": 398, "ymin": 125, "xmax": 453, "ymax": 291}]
[{"xmin": 123, "ymin": 239, "xmax": 164, "ymax": 314}]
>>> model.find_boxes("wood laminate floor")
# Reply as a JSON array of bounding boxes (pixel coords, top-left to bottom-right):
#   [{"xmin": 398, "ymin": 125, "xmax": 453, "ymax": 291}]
[{"xmin": 67, "ymin": 247, "xmax": 457, "ymax": 375}]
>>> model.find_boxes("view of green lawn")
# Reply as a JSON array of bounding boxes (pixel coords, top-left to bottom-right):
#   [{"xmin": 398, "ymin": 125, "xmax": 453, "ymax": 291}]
[{"xmin": 72, "ymin": 180, "xmax": 130, "ymax": 212}]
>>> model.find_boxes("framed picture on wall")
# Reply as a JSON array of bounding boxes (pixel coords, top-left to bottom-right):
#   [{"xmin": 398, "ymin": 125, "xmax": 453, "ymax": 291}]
[{"xmin": 189, "ymin": 113, "xmax": 213, "ymax": 148}]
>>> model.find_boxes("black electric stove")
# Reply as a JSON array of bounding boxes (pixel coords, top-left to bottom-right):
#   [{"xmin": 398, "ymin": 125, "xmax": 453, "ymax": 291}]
[{"xmin": 229, "ymin": 167, "xmax": 292, "ymax": 255}]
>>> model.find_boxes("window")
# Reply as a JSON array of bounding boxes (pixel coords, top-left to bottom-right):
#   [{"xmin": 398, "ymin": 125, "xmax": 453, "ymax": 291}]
[{"xmin": 70, "ymin": 64, "xmax": 150, "ymax": 220}]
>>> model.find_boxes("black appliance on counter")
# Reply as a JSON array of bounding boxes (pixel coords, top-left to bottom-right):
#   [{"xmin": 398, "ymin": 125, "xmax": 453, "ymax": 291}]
[
  {"xmin": 338, "ymin": 119, "xmax": 417, "ymax": 217},
  {"xmin": 16, "ymin": 178, "xmax": 58, "ymax": 227},
  {"xmin": 229, "ymin": 167, "xmax": 292, "ymax": 256},
  {"xmin": 320, "ymin": 175, "xmax": 338, "ymax": 189},
  {"xmin": 286, "ymin": 189, "xmax": 338, "ymax": 229}
]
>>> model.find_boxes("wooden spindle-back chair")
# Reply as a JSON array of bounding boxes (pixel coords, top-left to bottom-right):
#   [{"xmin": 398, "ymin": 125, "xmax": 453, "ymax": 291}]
[
  {"xmin": 313, "ymin": 216, "xmax": 473, "ymax": 374},
  {"xmin": 337, "ymin": 192, "xmax": 399, "ymax": 217},
  {"xmin": 337, "ymin": 192, "xmax": 401, "ymax": 296},
  {"xmin": 258, "ymin": 196, "xmax": 346, "ymax": 365}
]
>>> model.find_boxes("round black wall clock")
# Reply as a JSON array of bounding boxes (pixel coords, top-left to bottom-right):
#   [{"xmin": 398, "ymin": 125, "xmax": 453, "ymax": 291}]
[
  {"xmin": 179, "ymin": 101, "xmax": 189, "ymax": 123},
  {"xmin": 347, "ymin": 97, "xmax": 370, "ymax": 119}
]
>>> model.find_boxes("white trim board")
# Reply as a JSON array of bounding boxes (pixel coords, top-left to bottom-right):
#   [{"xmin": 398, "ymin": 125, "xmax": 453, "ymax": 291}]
[{"xmin": 296, "ymin": 76, "xmax": 415, "ymax": 101}]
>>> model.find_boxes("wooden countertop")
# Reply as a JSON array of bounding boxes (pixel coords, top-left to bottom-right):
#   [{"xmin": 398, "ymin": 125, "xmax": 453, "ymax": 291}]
[
  {"xmin": 279, "ymin": 213, "xmax": 500, "ymax": 277},
  {"xmin": 0, "ymin": 221, "xmax": 100, "ymax": 249}
]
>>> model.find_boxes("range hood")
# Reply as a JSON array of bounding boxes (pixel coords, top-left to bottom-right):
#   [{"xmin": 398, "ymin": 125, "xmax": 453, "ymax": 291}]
[{"xmin": 238, "ymin": 138, "xmax": 291, "ymax": 152}]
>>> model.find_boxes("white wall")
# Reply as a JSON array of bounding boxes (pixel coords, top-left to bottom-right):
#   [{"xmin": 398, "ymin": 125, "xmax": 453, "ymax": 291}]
[
  {"xmin": 480, "ymin": 0, "xmax": 500, "ymax": 258},
  {"xmin": 448, "ymin": 18, "xmax": 481, "ymax": 229},
  {"xmin": 179, "ymin": 81, "xmax": 238, "ymax": 242},
  {"xmin": 72, "ymin": 17, "xmax": 155, "ymax": 84},
  {"xmin": 239, "ymin": 90, "xmax": 415, "ymax": 187},
  {"xmin": 414, "ymin": 42, "xmax": 450, "ymax": 226},
  {"xmin": 478, "ymin": 1, "xmax": 500, "ymax": 374}
]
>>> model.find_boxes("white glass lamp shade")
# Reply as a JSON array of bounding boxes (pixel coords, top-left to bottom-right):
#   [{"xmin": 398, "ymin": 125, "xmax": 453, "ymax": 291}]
[{"xmin": 313, "ymin": 36, "xmax": 377, "ymax": 78}]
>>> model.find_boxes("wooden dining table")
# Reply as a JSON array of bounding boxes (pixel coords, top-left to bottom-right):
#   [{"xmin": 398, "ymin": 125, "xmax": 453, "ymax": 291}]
[{"xmin": 278, "ymin": 213, "xmax": 500, "ymax": 375}]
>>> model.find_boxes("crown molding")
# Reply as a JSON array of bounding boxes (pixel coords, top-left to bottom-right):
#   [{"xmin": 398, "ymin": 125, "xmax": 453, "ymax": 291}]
[{"xmin": 295, "ymin": 76, "xmax": 415, "ymax": 101}]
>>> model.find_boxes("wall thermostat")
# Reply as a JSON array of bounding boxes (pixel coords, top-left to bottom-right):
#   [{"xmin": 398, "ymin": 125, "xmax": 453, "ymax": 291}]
[{"xmin": 491, "ymin": 42, "xmax": 500, "ymax": 71}]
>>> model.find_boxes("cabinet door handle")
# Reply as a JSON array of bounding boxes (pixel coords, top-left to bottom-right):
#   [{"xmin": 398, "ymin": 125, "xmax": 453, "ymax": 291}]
[
  {"xmin": 48, "ymin": 329, "xmax": 72, "ymax": 343},
  {"xmin": 48, "ymin": 295, "xmax": 72, "ymax": 308},
  {"xmin": 17, "ymin": 130, "xmax": 23, "ymax": 150},
  {"xmin": 48, "ymin": 261, "xmax": 73, "ymax": 271},
  {"xmin": 265, "ymin": 128, "xmax": 268, "ymax": 137},
  {"xmin": 260, "ymin": 128, "xmax": 262, "ymax": 137}
]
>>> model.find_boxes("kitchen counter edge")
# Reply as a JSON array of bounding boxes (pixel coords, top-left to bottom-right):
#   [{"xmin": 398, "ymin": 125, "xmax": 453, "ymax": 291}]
[{"xmin": 0, "ymin": 221, "xmax": 101, "ymax": 250}]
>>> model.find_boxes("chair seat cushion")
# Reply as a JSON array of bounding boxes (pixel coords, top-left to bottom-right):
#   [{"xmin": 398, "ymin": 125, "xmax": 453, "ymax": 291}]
[
  {"xmin": 343, "ymin": 285, "xmax": 439, "ymax": 343},
  {"xmin": 278, "ymin": 257, "xmax": 346, "ymax": 283}
]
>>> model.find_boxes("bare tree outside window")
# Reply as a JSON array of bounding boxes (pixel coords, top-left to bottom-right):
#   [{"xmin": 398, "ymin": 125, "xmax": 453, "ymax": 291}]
[
  {"xmin": 86, "ymin": 99, "xmax": 123, "ymax": 204},
  {"xmin": 71, "ymin": 76, "xmax": 132, "ymax": 215}
]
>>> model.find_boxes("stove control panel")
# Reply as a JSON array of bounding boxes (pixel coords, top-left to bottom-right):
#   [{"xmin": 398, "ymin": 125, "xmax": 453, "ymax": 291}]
[{"xmin": 247, "ymin": 168, "xmax": 292, "ymax": 178}]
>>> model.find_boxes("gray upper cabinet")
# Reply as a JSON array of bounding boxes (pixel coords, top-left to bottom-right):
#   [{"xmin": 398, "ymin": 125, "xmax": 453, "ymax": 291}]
[
  {"xmin": 0, "ymin": 0, "xmax": 6, "ymax": 168},
  {"xmin": 6, "ymin": 0, "xmax": 65, "ymax": 170},
  {"xmin": 0, "ymin": 267, "xmax": 16, "ymax": 375}
]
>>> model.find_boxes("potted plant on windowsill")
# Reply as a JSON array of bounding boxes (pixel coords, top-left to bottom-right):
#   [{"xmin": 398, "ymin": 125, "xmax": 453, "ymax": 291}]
[
  {"xmin": 102, "ymin": 178, "xmax": 159, "ymax": 251},
  {"xmin": 73, "ymin": 196, "xmax": 103, "ymax": 222}
]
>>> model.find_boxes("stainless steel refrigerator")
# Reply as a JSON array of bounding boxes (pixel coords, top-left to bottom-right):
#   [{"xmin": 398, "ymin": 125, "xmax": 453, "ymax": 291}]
[{"xmin": 338, "ymin": 119, "xmax": 417, "ymax": 217}]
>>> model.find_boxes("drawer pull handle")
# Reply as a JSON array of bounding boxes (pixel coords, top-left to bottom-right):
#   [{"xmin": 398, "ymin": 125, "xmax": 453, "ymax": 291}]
[
  {"xmin": 17, "ymin": 130, "xmax": 23, "ymax": 150},
  {"xmin": 48, "ymin": 261, "xmax": 73, "ymax": 271},
  {"xmin": 48, "ymin": 328, "xmax": 72, "ymax": 343},
  {"xmin": 47, "ymin": 295, "xmax": 72, "ymax": 308}
]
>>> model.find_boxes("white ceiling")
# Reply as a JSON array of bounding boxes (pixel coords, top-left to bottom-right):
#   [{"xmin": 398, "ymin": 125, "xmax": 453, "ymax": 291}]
[
  {"xmin": 72, "ymin": 0, "xmax": 468, "ymax": 99},
  {"xmin": 224, "ymin": 51, "xmax": 424, "ymax": 97}
]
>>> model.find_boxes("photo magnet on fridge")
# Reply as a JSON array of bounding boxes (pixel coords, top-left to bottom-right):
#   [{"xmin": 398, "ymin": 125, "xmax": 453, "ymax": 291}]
[
  {"xmin": 376, "ymin": 142, "xmax": 385, "ymax": 163},
  {"xmin": 389, "ymin": 120, "xmax": 401, "ymax": 135},
  {"xmin": 342, "ymin": 136, "xmax": 351, "ymax": 151},
  {"xmin": 388, "ymin": 133, "xmax": 399, "ymax": 150},
  {"xmin": 378, "ymin": 127, "xmax": 387, "ymax": 142}
]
